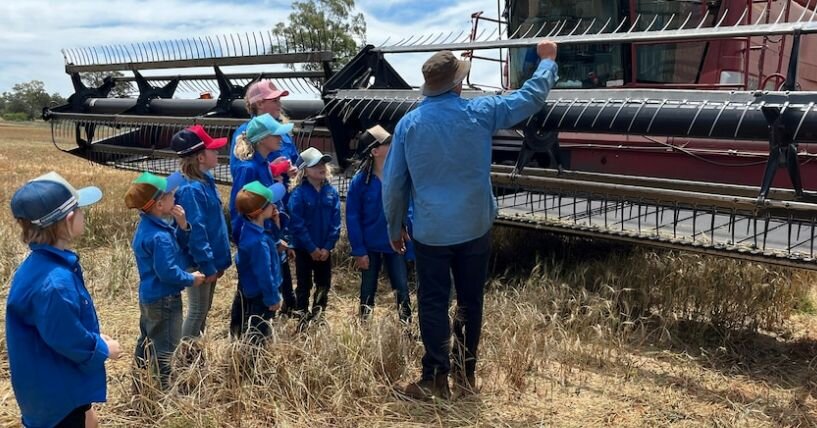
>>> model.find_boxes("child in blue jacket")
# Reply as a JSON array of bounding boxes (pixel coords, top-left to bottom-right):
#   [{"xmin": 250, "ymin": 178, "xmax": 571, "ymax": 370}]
[
  {"xmin": 171, "ymin": 126, "xmax": 233, "ymax": 339},
  {"xmin": 229, "ymin": 181, "xmax": 287, "ymax": 341},
  {"xmin": 288, "ymin": 147, "xmax": 341, "ymax": 321},
  {"xmin": 346, "ymin": 126, "xmax": 412, "ymax": 323},
  {"xmin": 7, "ymin": 172, "xmax": 122, "ymax": 428},
  {"xmin": 126, "ymin": 172, "xmax": 206, "ymax": 389},
  {"xmin": 231, "ymin": 114, "xmax": 298, "ymax": 314}
]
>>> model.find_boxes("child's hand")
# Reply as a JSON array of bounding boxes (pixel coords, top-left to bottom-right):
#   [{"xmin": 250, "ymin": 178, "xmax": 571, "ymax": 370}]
[
  {"xmin": 286, "ymin": 165, "xmax": 298, "ymax": 177},
  {"xmin": 269, "ymin": 302, "xmax": 282, "ymax": 312},
  {"xmin": 171, "ymin": 205, "xmax": 188, "ymax": 230},
  {"xmin": 319, "ymin": 249, "xmax": 330, "ymax": 261},
  {"xmin": 287, "ymin": 248, "xmax": 296, "ymax": 261},
  {"xmin": 271, "ymin": 205, "xmax": 281, "ymax": 228},
  {"xmin": 192, "ymin": 271, "xmax": 206, "ymax": 287},
  {"xmin": 355, "ymin": 255, "xmax": 369, "ymax": 270},
  {"xmin": 310, "ymin": 249, "xmax": 322, "ymax": 261},
  {"xmin": 101, "ymin": 334, "xmax": 122, "ymax": 360}
]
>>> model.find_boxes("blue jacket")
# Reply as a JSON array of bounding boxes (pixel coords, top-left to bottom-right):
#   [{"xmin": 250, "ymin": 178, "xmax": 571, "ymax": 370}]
[
  {"xmin": 229, "ymin": 151, "xmax": 289, "ymax": 244},
  {"xmin": 6, "ymin": 244, "xmax": 109, "ymax": 428},
  {"xmin": 270, "ymin": 133, "xmax": 299, "ymax": 207},
  {"xmin": 236, "ymin": 221, "xmax": 282, "ymax": 306},
  {"xmin": 175, "ymin": 173, "xmax": 232, "ymax": 277},
  {"xmin": 287, "ymin": 181, "xmax": 341, "ymax": 253},
  {"xmin": 230, "ymin": 119, "xmax": 298, "ymax": 183},
  {"xmin": 382, "ymin": 59, "xmax": 558, "ymax": 246},
  {"xmin": 346, "ymin": 171, "xmax": 413, "ymax": 257},
  {"xmin": 132, "ymin": 213, "xmax": 195, "ymax": 304},
  {"xmin": 229, "ymin": 121, "xmax": 249, "ymax": 179}
]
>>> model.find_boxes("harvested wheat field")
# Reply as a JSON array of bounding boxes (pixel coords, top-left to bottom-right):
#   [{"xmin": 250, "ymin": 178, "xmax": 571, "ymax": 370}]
[{"xmin": 1, "ymin": 121, "xmax": 816, "ymax": 427}]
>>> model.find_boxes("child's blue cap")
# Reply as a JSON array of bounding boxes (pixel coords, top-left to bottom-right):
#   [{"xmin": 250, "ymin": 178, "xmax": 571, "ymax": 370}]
[
  {"xmin": 10, "ymin": 172, "xmax": 102, "ymax": 227},
  {"xmin": 246, "ymin": 113, "xmax": 294, "ymax": 145}
]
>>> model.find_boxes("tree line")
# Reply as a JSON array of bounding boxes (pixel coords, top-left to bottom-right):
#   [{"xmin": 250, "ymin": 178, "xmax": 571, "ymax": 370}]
[
  {"xmin": 1, "ymin": 0, "xmax": 365, "ymax": 122},
  {"xmin": 0, "ymin": 81, "xmax": 65, "ymax": 121}
]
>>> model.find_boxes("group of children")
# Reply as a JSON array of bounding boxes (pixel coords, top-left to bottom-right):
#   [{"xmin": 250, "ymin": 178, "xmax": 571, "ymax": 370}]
[{"xmin": 5, "ymin": 103, "xmax": 412, "ymax": 426}]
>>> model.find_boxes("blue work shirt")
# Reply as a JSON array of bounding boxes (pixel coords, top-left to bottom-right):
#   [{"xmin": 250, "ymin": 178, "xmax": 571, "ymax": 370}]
[
  {"xmin": 346, "ymin": 171, "xmax": 413, "ymax": 257},
  {"xmin": 229, "ymin": 151, "xmax": 289, "ymax": 244},
  {"xmin": 287, "ymin": 181, "xmax": 341, "ymax": 253},
  {"xmin": 132, "ymin": 213, "xmax": 195, "ymax": 304},
  {"xmin": 6, "ymin": 244, "xmax": 109, "ymax": 428},
  {"xmin": 175, "ymin": 173, "xmax": 232, "ymax": 277},
  {"xmin": 382, "ymin": 59, "xmax": 558, "ymax": 246},
  {"xmin": 236, "ymin": 220, "xmax": 282, "ymax": 307}
]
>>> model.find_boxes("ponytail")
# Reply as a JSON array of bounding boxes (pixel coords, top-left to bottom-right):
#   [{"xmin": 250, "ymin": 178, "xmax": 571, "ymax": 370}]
[
  {"xmin": 289, "ymin": 168, "xmax": 305, "ymax": 192},
  {"xmin": 234, "ymin": 132, "xmax": 256, "ymax": 161}
]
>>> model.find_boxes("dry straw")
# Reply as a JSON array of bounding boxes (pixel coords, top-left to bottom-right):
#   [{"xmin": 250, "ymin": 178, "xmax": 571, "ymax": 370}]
[{"xmin": 1, "ymin": 123, "xmax": 816, "ymax": 427}]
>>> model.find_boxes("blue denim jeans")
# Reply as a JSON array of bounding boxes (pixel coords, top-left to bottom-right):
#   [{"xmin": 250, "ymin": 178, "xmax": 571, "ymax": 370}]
[
  {"xmin": 359, "ymin": 251, "xmax": 411, "ymax": 322},
  {"xmin": 135, "ymin": 294, "xmax": 183, "ymax": 389},
  {"xmin": 414, "ymin": 231, "xmax": 491, "ymax": 380},
  {"xmin": 182, "ymin": 280, "xmax": 216, "ymax": 339}
]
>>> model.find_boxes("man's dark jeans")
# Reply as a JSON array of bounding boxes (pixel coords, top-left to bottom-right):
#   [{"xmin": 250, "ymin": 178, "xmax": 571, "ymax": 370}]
[{"xmin": 413, "ymin": 231, "xmax": 491, "ymax": 380}]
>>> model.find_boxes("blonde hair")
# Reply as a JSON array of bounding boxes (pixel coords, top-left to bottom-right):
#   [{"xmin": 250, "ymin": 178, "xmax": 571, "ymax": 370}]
[
  {"xmin": 179, "ymin": 155, "xmax": 206, "ymax": 181},
  {"xmin": 234, "ymin": 132, "xmax": 256, "ymax": 161},
  {"xmin": 17, "ymin": 216, "xmax": 71, "ymax": 245},
  {"xmin": 289, "ymin": 163, "xmax": 334, "ymax": 192}
]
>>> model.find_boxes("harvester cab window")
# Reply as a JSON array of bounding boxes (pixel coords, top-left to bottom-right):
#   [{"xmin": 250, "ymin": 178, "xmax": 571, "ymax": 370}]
[
  {"xmin": 635, "ymin": 0, "xmax": 715, "ymax": 84},
  {"xmin": 508, "ymin": 0, "xmax": 720, "ymax": 88},
  {"xmin": 508, "ymin": 0, "xmax": 623, "ymax": 89}
]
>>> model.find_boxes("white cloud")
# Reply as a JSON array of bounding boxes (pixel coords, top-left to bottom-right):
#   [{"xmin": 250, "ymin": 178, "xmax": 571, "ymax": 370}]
[{"xmin": 0, "ymin": 0, "xmax": 505, "ymax": 97}]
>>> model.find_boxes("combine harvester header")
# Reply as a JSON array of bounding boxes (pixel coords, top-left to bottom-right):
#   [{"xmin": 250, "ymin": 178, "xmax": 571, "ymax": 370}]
[{"xmin": 43, "ymin": 0, "xmax": 817, "ymax": 270}]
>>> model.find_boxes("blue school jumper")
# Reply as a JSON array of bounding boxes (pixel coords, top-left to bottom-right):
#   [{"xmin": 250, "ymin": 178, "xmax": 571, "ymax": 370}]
[
  {"xmin": 6, "ymin": 244, "xmax": 109, "ymax": 428},
  {"xmin": 175, "ymin": 173, "xmax": 232, "ymax": 277}
]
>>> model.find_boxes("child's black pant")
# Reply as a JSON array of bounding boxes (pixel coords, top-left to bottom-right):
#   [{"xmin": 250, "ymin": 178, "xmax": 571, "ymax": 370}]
[
  {"xmin": 229, "ymin": 288, "xmax": 274, "ymax": 343},
  {"xmin": 294, "ymin": 249, "xmax": 332, "ymax": 316}
]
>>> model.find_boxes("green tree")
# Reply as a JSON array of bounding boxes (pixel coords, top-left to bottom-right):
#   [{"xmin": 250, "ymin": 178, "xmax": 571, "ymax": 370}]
[
  {"xmin": 1, "ymin": 80, "xmax": 60, "ymax": 120},
  {"xmin": 273, "ymin": 0, "xmax": 366, "ymax": 71},
  {"xmin": 81, "ymin": 71, "xmax": 132, "ymax": 97}
]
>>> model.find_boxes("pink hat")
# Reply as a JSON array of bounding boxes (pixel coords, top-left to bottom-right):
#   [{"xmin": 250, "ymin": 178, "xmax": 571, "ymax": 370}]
[{"xmin": 246, "ymin": 80, "xmax": 289, "ymax": 104}]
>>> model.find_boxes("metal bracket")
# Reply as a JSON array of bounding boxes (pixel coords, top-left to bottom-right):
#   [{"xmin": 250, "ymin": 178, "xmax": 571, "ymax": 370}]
[
  {"xmin": 205, "ymin": 66, "xmax": 246, "ymax": 117},
  {"xmin": 783, "ymin": 26, "xmax": 802, "ymax": 92},
  {"xmin": 42, "ymin": 73, "xmax": 116, "ymax": 148},
  {"xmin": 757, "ymin": 105, "xmax": 805, "ymax": 202},
  {"xmin": 322, "ymin": 46, "xmax": 412, "ymax": 170},
  {"xmin": 125, "ymin": 71, "xmax": 179, "ymax": 115}
]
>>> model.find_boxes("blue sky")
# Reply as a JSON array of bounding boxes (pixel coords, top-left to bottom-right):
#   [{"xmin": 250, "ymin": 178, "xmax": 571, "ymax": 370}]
[{"xmin": 0, "ymin": 0, "xmax": 503, "ymax": 98}]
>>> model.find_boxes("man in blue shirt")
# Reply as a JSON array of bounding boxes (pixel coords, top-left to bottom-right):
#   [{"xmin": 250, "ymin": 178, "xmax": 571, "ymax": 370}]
[{"xmin": 382, "ymin": 40, "xmax": 558, "ymax": 400}]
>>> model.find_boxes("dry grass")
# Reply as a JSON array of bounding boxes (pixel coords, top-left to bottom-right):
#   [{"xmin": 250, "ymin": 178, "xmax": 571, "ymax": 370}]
[{"xmin": 1, "ymin": 122, "xmax": 816, "ymax": 427}]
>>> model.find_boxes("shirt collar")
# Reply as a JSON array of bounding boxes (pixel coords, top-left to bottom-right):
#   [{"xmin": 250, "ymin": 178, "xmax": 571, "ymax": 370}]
[
  {"xmin": 139, "ymin": 212, "xmax": 175, "ymax": 231},
  {"xmin": 422, "ymin": 91, "xmax": 459, "ymax": 104},
  {"xmin": 29, "ymin": 243, "xmax": 79, "ymax": 267},
  {"xmin": 241, "ymin": 219, "xmax": 265, "ymax": 236},
  {"xmin": 253, "ymin": 150, "xmax": 269, "ymax": 165}
]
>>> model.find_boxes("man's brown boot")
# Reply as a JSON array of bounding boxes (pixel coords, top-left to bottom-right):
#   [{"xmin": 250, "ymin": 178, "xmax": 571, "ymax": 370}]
[
  {"xmin": 452, "ymin": 371, "xmax": 477, "ymax": 397},
  {"xmin": 401, "ymin": 374, "xmax": 451, "ymax": 400}
]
